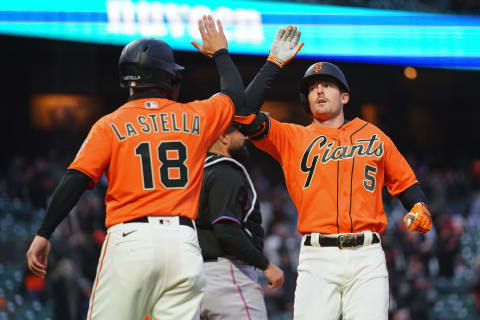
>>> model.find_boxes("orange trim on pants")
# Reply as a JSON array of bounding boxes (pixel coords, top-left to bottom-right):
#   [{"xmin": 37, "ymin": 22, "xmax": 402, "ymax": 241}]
[{"xmin": 88, "ymin": 233, "xmax": 111, "ymax": 320}]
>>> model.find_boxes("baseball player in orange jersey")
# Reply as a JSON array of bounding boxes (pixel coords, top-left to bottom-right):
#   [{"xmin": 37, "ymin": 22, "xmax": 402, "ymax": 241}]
[
  {"xmin": 234, "ymin": 26, "xmax": 432, "ymax": 319},
  {"xmin": 26, "ymin": 15, "xmax": 247, "ymax": 320}
]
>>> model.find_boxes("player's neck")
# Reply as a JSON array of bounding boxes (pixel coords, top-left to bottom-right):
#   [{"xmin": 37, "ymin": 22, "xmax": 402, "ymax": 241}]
[
  {"xmin": 129, "ymin": 87, "xmax": 169, "ymax": 97},
  {"xmin": 312, "ymin": 113, "xmax": 345, "ymax": 129}
]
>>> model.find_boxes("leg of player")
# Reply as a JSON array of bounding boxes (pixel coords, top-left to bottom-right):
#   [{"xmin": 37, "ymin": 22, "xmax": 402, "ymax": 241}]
[
  {"xmin": 227, "ymin": 262, "xmax": 267, "ymax": 320},
  {"xmin": 87, "ymin": 222, "xmax": 204, "ymax": 320},
  {"xmin": 341, "ymin": 244, "xmax": 389, "ymax": 320},
  {"xmin": 293, "ymin": 246, "xmax": 342, "ymax": 320},
  {"xmin": 200, "ymin": 258, "xmax": 267, "ymax": 320},
  {"xmin": 86, "ymin": 225, "xmax": 155, "ymax": 319},
  {"xmin": 149, "ymin": 226, "xmax": 205, "ymax": 320}
]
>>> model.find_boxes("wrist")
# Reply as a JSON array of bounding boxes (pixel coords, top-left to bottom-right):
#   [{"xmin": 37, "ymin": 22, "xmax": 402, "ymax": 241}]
[
  {"xmin": 267, "ymin": 55, "xmax": 285, "ymax": 68},
  {"xmin": 37, "ymin": 227, "xmax": 52, "ymax": 240},
  {"xmin": 260, "ymin": 260, "xmax": 270, "ymax": 271},
  {"xmin": 213, "ymin": 48, "xmax": 228, "ymax": 58}
]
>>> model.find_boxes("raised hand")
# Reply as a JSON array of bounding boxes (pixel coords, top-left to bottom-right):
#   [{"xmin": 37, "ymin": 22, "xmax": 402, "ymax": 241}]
[
  {"xmin": 268, "ymin": 26, "xmax": 304, "ymax": 68},
  {"xmin": 191, "ymin": 15, "xmax": 228, "ymax": 58}
]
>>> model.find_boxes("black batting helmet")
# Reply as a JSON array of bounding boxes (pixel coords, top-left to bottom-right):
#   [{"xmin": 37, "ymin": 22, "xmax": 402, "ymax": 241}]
[
  {"xmin": 299, "ymin": 62, "xmax": 349, "ymax": 113},
  {"xmin": 119, "ymin": 38, "xmax": 184, "ymax": 100}
]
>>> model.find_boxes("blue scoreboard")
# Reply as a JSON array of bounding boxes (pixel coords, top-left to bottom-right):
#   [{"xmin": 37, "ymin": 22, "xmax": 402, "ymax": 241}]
[{"xmin": 1, "ymin": 0, "xmax": 480, "ymax": 69}]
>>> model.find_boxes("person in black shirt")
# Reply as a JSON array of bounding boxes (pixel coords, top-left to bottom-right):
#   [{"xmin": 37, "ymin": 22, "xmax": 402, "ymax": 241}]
[{"xmin": 196, "ymin": 125, "xmax": 284, "ymax": 320}]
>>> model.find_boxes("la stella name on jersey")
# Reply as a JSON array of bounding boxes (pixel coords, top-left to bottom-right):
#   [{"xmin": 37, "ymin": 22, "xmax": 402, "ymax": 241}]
[
  {"xmin": 304, "ymin": 134, "xmax": 384, "ymax": 163},
  {"xmin": 110, "ymin": 112, "xmax": 201, "ymax": 141}
]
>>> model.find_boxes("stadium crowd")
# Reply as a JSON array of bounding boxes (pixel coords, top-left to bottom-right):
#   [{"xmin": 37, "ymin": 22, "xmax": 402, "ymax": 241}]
[{"xmin": 1, "ymin": 143, "xmax": 480, "ymax": 319}]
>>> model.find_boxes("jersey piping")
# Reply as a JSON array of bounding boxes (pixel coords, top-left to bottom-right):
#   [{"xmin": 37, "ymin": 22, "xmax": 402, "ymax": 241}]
[
  {"xmin": 204, "ymin": 155, "xmax": 258, "ymax": 222},
  {"xmin": 348, "ymin": 122, "xmax": 369, "ymax": 233}
]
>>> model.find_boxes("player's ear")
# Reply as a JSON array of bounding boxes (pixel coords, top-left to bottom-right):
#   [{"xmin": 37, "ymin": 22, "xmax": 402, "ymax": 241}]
[
  {"xmin": 217, "ymin": 132, "xmax": 230, "ymax": 146},
  {"xmin": 341, "ymin": 92, "xmax": 349, "ymax": 105}
]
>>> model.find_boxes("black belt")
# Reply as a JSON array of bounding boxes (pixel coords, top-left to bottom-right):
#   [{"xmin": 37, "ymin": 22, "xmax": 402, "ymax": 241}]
[
  {"xmin": 124, "ymin": 216, "xmax": 194, "ymax": 229},
  {"xmin": 203, "ymin": 257, "xmax": 218, "ymax": 263},
  {"xmin": 304, "ymin": 233, "xmax": 380, "ymax": 249}
]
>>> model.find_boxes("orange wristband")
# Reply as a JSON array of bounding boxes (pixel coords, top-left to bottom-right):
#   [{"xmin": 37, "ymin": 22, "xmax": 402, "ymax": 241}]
[{"xmin": 267, "ymin": 55, "xmax": 286, "ymax": 68}]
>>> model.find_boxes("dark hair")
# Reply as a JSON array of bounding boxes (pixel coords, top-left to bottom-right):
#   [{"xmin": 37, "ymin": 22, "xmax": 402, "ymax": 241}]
[{"xmin": 224, "ymin": 125, "xmax": 238, "ymax": 134}]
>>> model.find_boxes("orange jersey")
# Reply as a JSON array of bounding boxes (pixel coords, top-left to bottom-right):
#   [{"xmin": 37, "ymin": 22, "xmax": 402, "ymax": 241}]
[
  {"xmin": 251, "ymin": 117, "xmax": 417, "ymax": 235},
  {"xmin": 69, "ymin": 94, "xmax": 233, "ymax": 228}
]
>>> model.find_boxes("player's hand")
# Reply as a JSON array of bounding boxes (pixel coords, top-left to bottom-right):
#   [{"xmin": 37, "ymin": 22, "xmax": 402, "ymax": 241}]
[
  {"xmin": 267, "ymin": 26, "xmax": 304, "ymax": 68},
  {"xmin": 263, "ymin": 263, "xmax": 284, "ymax": 288},
  {"xmin": 26, "ymin": 235, "xmax": 51, "ymax": 278},
  {"xmin": 191, "ymin": 15, "xmax": 227, "ymax": 58},
  {"xmin": 403, "ymin": 202, "xmax": 432, "ymax": 234}
]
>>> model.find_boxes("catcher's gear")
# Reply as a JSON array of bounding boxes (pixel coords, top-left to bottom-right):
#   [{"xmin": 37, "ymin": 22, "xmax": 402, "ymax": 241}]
[
  {"xmin": 267, "ymin": 26, "xmax": 304, "ymax": 68},
  {"xmin": 299, "ymin": 62, "xmax": 349, "ymax": 113},
  {"xmin": 119, "ymin": 38, "xmax": 184, "ymax": 100},
  {"xmin": 404, "ymin": 202, "xmax": 432, "ymax": 233}
]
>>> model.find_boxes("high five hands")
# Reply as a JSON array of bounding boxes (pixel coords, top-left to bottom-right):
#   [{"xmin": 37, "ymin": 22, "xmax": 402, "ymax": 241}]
[{"xmin": 191, "ymin": 15, "xmax": 304, "ymax": 67}]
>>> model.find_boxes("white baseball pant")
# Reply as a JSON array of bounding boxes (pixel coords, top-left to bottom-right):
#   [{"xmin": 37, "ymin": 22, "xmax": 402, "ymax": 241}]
[
  {"xmin": 294, "ymin": 233, "xmax": 389, "ymax": 320},
  {"xmin": 86, "ymin": 216, "xmax": 205, "ymax": 320}
]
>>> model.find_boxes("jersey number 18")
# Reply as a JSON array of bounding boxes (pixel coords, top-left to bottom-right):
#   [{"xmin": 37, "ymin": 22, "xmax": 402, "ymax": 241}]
[{"xmin": 135, "ymin": 140, "xmax": 189, "ymax": 189}]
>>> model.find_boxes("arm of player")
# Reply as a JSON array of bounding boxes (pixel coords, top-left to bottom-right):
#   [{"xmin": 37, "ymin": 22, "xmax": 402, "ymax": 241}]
[
  {"xmin": 207, "ymin": 166, "xmax": 270, "ymax": 269},
  {"xmin": 213, "ymin": 222, "xmax": 284, "ymax": 288},
  {"xmin": 206, "ymin": 164, "xmax": 284, "ymax": 288},
  {"xmin": 234, "ymin": 26, "xmax": 303, "ymax": 137},
  {"xmin": 26, "ymin": 169, "xmax": 91, "ymax": 278},
  {"xmin": 399, "ymin": 184, "xmax": 432, "ymax": 233},
  {"xmin": 191, "ymin": 15, "xmax": 246, "ymax": 115},
  {"xmin": 244, "ymin": 26, "xmax": 303, "ymax": 114}
]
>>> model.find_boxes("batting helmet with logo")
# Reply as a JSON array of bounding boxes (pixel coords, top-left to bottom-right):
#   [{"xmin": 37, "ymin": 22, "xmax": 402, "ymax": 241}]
[
  {"xmin": 119, "ymin": 38, "xmax": 184, "ymax": 100},
  {"xmin": 299, "ymin": 62, "xmax": 349, "ymax": 113}
]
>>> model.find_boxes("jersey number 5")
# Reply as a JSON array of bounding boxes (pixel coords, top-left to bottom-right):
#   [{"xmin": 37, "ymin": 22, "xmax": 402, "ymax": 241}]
[
  {"xmin": 135, "ymin": 141, "xmax": 189, "ymax": 189},
  {"xmin": 363, "ymin": 164, "xmax": 377, "ymax": 192}
]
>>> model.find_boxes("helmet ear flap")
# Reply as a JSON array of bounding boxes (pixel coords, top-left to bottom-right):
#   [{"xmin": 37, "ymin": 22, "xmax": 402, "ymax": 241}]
[{"xmin": 299, "ymin": 92, "xmax": 311, "ymax": 115}]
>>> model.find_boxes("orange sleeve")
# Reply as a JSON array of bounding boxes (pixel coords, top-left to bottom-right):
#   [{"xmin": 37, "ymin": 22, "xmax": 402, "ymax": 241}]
[
  {"xmin": 251, "ymin": 116, "xmax": 291, "ymax": 164},
  {"xmin": 68, "ymin": 116, "xmax": 112, "ymax": 186},
  {"xmin": 383, "ymin": 135, "xmax": 418, "ymax": 196},
  {"xmin": 190, "ymin": 93, "xmax": 234, "ymax": 146},
  {"xmin": 233, "ymin": 114, "xmax": 256, "ymax": 125}
]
